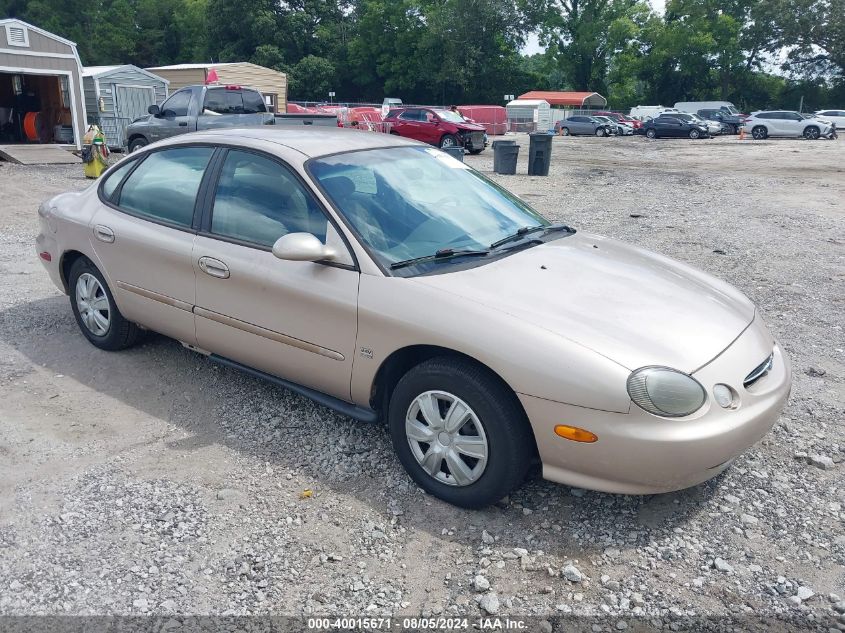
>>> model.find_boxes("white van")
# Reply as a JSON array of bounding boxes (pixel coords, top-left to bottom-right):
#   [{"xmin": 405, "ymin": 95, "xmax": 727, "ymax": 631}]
[
  {"xmin": 629, "ymin": 105, "xmax": 678, "ymax": 120},
  {"xmin": 674, "ymin": 101, "xmax": 741, "ymax": 115}
]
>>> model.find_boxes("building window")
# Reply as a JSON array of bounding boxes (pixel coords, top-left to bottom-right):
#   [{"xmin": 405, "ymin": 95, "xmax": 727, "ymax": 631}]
[
  {"xmin": 5, "ymin": 24, "xmax": 30, "ymax": 47},
  {"xmin": 60, "ymin": 76, "xmax": 70, "ymax": 108}
]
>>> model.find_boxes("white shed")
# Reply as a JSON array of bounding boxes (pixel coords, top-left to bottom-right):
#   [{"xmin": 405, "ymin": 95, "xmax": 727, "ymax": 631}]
[
  {"xmin": 505, "ymin": 99, "xmax": 551, "ymax": 133},
  {"xmin": 82, "ymin": 65, "xmax": 169, "ymax": 148}
]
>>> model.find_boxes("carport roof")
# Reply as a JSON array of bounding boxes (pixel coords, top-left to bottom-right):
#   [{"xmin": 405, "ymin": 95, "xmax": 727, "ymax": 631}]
[{"xmin": 519, "ymin": 91, "xmax": 607, "ymax": 107}]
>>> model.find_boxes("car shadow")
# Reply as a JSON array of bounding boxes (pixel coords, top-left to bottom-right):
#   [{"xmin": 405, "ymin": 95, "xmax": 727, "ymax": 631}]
[{"xmin": 0, "ymin": 295, "xmax": 725, "ymax": 559}]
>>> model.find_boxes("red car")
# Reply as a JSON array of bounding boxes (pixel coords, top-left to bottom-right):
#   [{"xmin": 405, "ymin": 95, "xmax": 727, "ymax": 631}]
[
  {"xmin": 384, "ymin": 107, "xmax": 487, "ymax": 153},
  {"xmin": 596, "ymin": 111, "xmax": 642, "ymax": 129}
]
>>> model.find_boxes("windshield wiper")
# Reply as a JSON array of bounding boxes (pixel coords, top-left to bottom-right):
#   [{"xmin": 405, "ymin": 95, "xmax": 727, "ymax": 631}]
[
  {"xmin": 390, "ymin": 248, "xmax": 490, "ymax": 271},
  {"xmin": 490, "ymin": 223, "xmax": 574, "ymax": 249}
]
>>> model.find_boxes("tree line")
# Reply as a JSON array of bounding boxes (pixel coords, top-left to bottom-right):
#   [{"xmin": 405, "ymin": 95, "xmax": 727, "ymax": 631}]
[{"xmin": 2, "ymin": 0, "xmax": 843, "ymax": 110}]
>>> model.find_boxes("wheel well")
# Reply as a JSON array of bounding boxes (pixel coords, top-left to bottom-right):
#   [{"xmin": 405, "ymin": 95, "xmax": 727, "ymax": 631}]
[
  {"xmin": 59, "ymin": 250, "xmax": 87, "ymax": 293},
  {"xmin": 369, "ymin": 345, "xmax": 538, "ymax": 454},
  {"xmin": 127, "ymin": 134, "xmax": 146, "ymax": 146}
]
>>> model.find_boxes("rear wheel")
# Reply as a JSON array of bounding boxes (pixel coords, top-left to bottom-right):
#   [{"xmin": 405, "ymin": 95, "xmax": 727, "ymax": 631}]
[
  {"xmin": 751, "ymin": 126, "xmax": 767, "ymax": 140},
  {"xmin": 803, "ymin": 126, "xmax": 820, "ymax": 140},
  {"xmin": 388, "ymin": 357, "xmax": 534, "ymax": 508},
  {"xmin": 645, "ymin": 128, "xmax": 657, "ymax": 139},
  {"xmin": 440, "ymin": 134, "xmax": 459, "ymax": 149},
  {"xmin": 68, "ymin": 257, "xmax": 139, "ymax": 351}
]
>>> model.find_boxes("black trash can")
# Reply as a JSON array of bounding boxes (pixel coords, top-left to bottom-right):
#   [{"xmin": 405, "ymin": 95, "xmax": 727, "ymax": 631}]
[
  {"xmin": 492, "ymin": 139, "xmax": 516, "ymax": 173},
  {"xmin": 493, "ymin": 141, "xmax": 519, "ymax": 175},
  {"xmin": 528, "ymin": 132, "xmax": 553, "ymax": 176},
  {"xmin": 442, "ymin": 146, "xmax": 464, "ymax": 162}
]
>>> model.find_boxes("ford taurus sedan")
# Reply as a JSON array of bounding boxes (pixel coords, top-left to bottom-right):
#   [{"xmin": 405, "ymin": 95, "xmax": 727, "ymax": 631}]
[{"xmin": 36, "ymin": 129, "xmax": 791, "ymax": 508}]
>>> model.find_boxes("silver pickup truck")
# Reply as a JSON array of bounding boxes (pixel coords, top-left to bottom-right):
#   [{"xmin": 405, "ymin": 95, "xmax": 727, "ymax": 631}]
[{"xmin": 124, "ymin": 84, "xmax": 336, "ymax": 152}]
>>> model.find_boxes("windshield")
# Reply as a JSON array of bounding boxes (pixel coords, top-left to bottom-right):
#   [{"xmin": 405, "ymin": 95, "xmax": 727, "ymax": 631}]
[
  {"xmin": 435, "ymin": 110, "xmax": 465, "ymax": 123},
  {"xmin": 309, "ymin": 146, "xmax": 551, "ymax": 274}
]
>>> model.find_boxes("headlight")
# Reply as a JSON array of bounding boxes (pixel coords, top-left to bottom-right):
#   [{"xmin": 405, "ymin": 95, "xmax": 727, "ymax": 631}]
[{"xmin": 627, "ymin": 367, "xmax": 707, "ymax": 418}]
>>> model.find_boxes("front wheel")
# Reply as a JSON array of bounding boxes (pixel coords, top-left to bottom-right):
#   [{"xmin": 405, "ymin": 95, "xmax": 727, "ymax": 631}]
[
  {"xmin": 440, "ymin": 134, "xmax": 459, "ymax": 149},
  {"xmin": 561, "ymin": 127, "xmax": 570, "ymax": 136},
  {"xmin": 388, "ymin": 357, "xmax": 535, "ymax": 508},
  {"xmin": 645, "ymin": 128, "xmax": 657, "ymax": 139},
  {"xmin": 803, "ymin": 126, "xmax": 820, "ymax": 140},
  {"xmin": 595, "ymin": 127, "xmax": 607, "ymax": 137},
  {"xmin": 689, "ymin": 128, "xmax": 701, "ymax": 139},
  {"xmin": 468, "ymin": 148, "xmax": 484, "ymax": 155},
  {"xmin": 128, "ymin": 137, "xmax": 148, "ymax": 153},
  {"xmin": 69, "ymin": 257, "xmax": 139, "ymax": 351}
]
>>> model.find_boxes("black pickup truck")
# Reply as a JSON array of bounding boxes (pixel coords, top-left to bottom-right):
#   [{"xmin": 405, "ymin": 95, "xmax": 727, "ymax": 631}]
[{"xmin": 124, "ymin": 84, "xmax": 336, "ymax": 152}]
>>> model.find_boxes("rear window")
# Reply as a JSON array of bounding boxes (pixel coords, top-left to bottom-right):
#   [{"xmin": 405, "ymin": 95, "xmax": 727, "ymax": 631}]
[{"xmin": 203, "ymin": 88, "xmax": 266, "ymax": 115}]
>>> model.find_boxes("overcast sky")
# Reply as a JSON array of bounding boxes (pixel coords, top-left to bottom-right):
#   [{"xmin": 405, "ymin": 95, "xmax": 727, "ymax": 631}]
[{"xmin": 521, "ymin": 0, "xmax": 666, "ymax": 56}]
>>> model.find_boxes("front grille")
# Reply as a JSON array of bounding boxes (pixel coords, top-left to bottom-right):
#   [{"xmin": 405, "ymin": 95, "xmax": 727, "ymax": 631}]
[
  {"xmin": 744, "ymin": 352, "xmax": 774, "ymax": 388},
  {"xmin": 469, "ymin": 132, "xmax": 484, "ymax": 147}
]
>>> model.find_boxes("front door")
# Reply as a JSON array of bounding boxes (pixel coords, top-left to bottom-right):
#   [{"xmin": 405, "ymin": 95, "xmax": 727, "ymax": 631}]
[
  {"xmin": 192, "ymin": 148, "xmax": 360, "ymax": 400},
  {"xmin": 90, "ymin": 145, "xmax": 216, "ymax": 345},
  {"xmin": 145, "ymin": 89, "xmax": 196, "ymax": 142}
]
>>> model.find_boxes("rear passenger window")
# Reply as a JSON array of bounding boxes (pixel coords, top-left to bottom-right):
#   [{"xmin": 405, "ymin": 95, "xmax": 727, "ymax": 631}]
[
  {"xmin": 210, "ymin": 150, "xmax": 327, "ymax": 247},
  {"xmin": 204, "ymin": 88, "xmax": 243, "ymax": 114},
  {"xmin": 117, "ymin": 147, "xmax": 214, "ymax": 228},
  {"xmin": 242, "ymin": 90, "xmax": 267, "ymax": 114},
  {"xmin": 101, "ymin": 158, "xmax": 137, "ymax": 201}
]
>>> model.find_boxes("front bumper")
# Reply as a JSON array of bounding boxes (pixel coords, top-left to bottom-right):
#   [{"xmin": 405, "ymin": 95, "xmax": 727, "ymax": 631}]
[{"xmin": 522, "ymin": 316, "xmax": 791, "ymax": 495}]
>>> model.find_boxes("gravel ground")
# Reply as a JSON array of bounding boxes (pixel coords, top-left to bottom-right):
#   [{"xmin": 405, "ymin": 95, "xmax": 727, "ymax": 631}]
[{"xmin": 0, "ymin": 134, "xmax": 843, "ymax": 631}]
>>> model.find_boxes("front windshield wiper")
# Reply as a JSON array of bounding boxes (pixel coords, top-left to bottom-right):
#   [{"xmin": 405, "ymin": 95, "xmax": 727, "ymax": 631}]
[
  {"xmin": 390, "ymin": 248, "xmax": 490, "ymax": 271},
  {"xmin": 490, "ymin": 223, "xmax": 574, "ymax": 249}
]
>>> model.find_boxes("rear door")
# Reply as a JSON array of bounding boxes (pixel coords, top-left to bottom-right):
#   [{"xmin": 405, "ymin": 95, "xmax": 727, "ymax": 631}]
[
  {"xmin": 394, "ymin": 109, "xmax": 423, "ymax": 140},
  {"xmin": 90, "ymin": 145, "xmax": 217, "ymax": 345},
  {"xmin": 146, "ymin": 89, "xmax": 197, "ymax": 142}
]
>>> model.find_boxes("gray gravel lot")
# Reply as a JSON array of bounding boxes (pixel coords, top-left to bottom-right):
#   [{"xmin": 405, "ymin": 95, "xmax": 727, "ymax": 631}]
[{"xmin": 0, "ymin": 134, "xmax": 843, "ymax": 630}]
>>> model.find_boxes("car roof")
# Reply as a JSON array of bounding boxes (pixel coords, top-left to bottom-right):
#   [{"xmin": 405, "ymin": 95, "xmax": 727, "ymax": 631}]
[{"xmin": 166, "ymin": 127, "xmax": 422, "ymax": 158}]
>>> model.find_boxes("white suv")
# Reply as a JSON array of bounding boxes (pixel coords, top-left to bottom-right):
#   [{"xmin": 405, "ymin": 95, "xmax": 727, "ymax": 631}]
[{"xmin": 745, "ymin": 111, "xmax": 835, "ymax": 140}]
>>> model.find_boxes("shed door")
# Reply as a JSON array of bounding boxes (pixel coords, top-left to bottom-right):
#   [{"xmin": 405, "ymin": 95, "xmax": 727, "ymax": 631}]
[{"xmin": 114, "ymin": 85, "xmax": 156, "ymax": 145}]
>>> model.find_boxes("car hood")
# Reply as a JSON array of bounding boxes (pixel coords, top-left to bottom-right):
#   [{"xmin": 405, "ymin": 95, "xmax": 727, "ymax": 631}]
[
  {"xmin": 413, "ymin": 233, "xmax": 755, "ymax": 373},
  {"xmin": 455, "ymin": 123, "xmax": 486, "ymax": 132}
]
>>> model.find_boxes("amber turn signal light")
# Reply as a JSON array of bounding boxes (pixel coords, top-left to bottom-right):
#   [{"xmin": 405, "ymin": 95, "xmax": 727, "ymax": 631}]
[{"xmin": 554, "ymin": 425, "xmax": 598, "ymax": 443}]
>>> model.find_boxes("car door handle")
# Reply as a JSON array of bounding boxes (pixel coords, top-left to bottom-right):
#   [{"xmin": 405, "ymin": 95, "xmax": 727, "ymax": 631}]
[
  {"xmin": 93, "ymin": 224, "xmax": 115, "ymax": 243},
  {"xmin": 178, "ymin": 122, "xmax": 188, "ymax": 127},
  {"xmin": 198, "ymin": 256, "xmax": 230, "ymax": 279}
]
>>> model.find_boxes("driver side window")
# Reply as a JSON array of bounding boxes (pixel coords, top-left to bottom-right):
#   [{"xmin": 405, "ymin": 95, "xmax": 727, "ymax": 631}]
[
  {"xmin": 209, "ymin": 150, "xmax": 354, "ymax": 266},
  {"xmin": 161, "ymin": 90, "xmax": 192, "ymax": 117}
]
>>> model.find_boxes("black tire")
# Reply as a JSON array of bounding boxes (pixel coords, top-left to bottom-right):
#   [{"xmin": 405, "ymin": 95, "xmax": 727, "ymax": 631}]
[
  {"xmin": 68, "ymin": 257, "xmax": 139, "ymax": 351},
  {"xmin": 645, "ymin": 128, "xmax": 657, "ymax": 139},
  {"xmin": 388, "ymin": 357, "xmax": 535, "ymax": 508},
  {"xmin": 561, "ymin": 127, "xmax": 570, "ymax": 136},
  {"xmin": 439, "ymin": 134, "xmax": 459, "ymax": 149},
  {"xmin": 689, "ymin": 128, "xmax": 700, "ymax": 139},
  {"xmin": 730, "ymin": 124, "xmax": 738, "ymax": 135},
  {"xmin": 468, "ymin": 148, "xmax": 484, "ymax": 155},
  {"xmin": 128, "ymin": 137, "xmax": 148, "ymax": 153},
  {"xmin": 595, "ymin": 127, "xmax": 607, "ymax": 137},
  {"xmin": 803, "ymin": 126, "xmax": 820, "ymax": 140},
  {"xmin": 751, "ymin": 126, "xmax": 767, "ymax": 140}
]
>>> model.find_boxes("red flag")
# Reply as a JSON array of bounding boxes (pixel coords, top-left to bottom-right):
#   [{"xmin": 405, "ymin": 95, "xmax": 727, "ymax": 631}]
[{"xmin": 206, "ymin": 68, "xmax": 219, "ymax": 84}]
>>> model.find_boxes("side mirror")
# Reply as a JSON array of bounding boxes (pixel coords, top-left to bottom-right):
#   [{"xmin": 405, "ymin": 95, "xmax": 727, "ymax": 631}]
[
  {"xmin": 148, "ymin": 104, "xmax": 161, "ymax": 116},
  {"xmin": 272, "ymin": 233, "xmax": 337, "ymax": 262}
]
